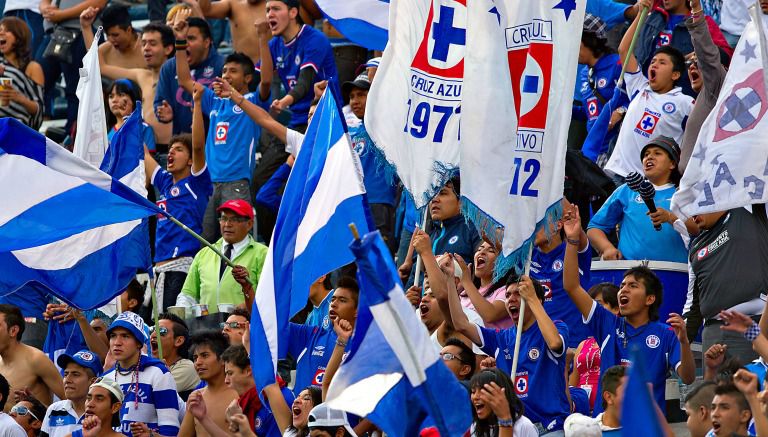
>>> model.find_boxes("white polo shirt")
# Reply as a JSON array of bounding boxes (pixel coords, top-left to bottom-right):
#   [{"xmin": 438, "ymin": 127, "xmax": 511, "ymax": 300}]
[{"xmin": 41, "ymin": 400, "xmax": 82, "ymax": 437}]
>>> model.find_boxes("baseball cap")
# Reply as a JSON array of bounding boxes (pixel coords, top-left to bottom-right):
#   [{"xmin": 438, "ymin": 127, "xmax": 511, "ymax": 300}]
[
  {"xmin": 107, "ymin": 311, "xmax": 148, "ymax": 344},
  {"xmin": 342, "ymin": 73, "xmax": 371, "ymax": 96},
  {"xmin": 57, "ymin": 350, "xmax": 103, "ymax": 377},
  {"xmin": 583, "ymin": 14, "xmax": 608, "ymax": 40},
  {"xmin": 364, "ymin": 57, "xmax": 381, "ymax": 69},
  {"xmin": 641, "ymin": 135, "xmax": 681, "ymax": 165},
  {"xmin": 217, "ymin": 199, "xmax": 254, "ymax": 220},
  {"xmin": 90, "ymin": 377, "xmax": 124, "ymax": 403},
  {"xmin": 307, "ymin": 404, "xmax": 357, "ymax": 436}
]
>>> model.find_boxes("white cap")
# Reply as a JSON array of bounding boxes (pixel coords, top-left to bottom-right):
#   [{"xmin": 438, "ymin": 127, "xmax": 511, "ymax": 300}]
[
  {"xmin": 90, "ymin": 377, "xmax": 124, "ymax": 403},
  {"xmin": 307, "ymin": 404, "xmax": 357, "ymax": 436}
]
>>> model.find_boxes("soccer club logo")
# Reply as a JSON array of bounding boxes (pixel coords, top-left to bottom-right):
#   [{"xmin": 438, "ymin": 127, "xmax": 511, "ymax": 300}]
[
  {"xmin": 507, "ymin": 19, "xmax": 554, "ymax": 148},
  {"xmin": 214, "ymin": 122, "xmax": 229, "ymax": 144},
  {"xmin": 635, "ymin": 110, "xmax": 660, "ymax": 137},
  {"xmin": 657, "ymin": 31, "xmax": 672, "ymax": 47},
  {"xmin": 662, "ymin": 102, "xmax": 676, "ymax": 114},
  {"xmin": 597, "ymin": 78, "xmax": 608, "ymax": 89},
  {"xmin": 170, "ymin": 186, "xmax": 180, "ymax": 197},
  {"xmin": 233, "ymin": 104, "xmax": 243, "ymax": 114},
  {"xmin": 448, "ymin": 235, "xmax": 459, "ymax": 245},
  {"xmin": 697, "ymin": 246, "xmax": 709, "ymax": 260},
  {"xmin": 714, "ymin": 69, "xmax": 768, "ymax": 142},
  {"xmin": 587, "ymin": 97, "xmax": 599, "ymax": 119},
  {"xmin": 646, "ymin": 334, "xmax": 661, "ymax": 349},
  {"xmin": 551, "ymin": 259, "xmax": 563, "ymax": 272},
  {"xmin": 75, "ymin": 351, "xmax": 94, "ymax": 361},
  {"xmin": 528, "ymin": 348, "xmax": 540, "ymax": 361},
  {"xmin": 313, "ymin": 369, "xmax": 325, "ymax": 385},
  {"xmin": 156, "ymin": 199, "xmax": 168, "ymax": 220},
  {"xmin": 254, "ymin": 417, "xmax": 262, "ymax": 430},
  {"xmin": 514, "ymin": 373, "xmax": 529, "ymax": 396},
  {"xmin": 410, "ymin": 0, "xmax": 467, "ymax": 78}
]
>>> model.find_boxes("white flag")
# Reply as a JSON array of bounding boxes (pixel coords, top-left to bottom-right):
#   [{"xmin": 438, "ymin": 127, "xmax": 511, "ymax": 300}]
[
  {"xmin": 366, "ymin": 0, "xmax": 465, "ymax": 208},
  {"xmin": 671, "ymin": 10, "xmax": 768, "ymax": 220},
  {"xmin": 460, "ymin": 0, "xmax": 585, "ymax": 272},
  {"xmin": 73, "ymin": 28, "xmax": 108, "ymax": 168}
]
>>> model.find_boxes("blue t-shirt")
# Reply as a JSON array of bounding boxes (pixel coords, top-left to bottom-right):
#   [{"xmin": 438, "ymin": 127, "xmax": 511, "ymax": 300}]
[
  {"xmin": 577, "ymin": 53, "xmax": 626, "ymax": 160},
  {"xmin": 288, "ymin": 323, "xmax": 343, "ymax": 391},
  {"xmin": 478, "ymin": 321, "xmax": 570, "ymax": 431},
  {"xmin": 108, "ymin": 122, "xmax": 156, "ymax": 153},
  {"xmin": 586, "ymin": 302, "xmax": 682, "ymax": 416},
  {"xmin": 202, "ymin": 88, "xmax": 268, "ymax": 183},
  {"xmin": 152, "ymin": 166, "xmax": 212, "ymax": 262},
  {"xmin": 350, "ymin": 124, "xmax": 397, "ymax": 206},
  {"xmin": 267, "ymin": 25, "xmax": 340, "ymax": 127},
  {"xmin": 586, "ymin": 0, "xmax": 630, "ymax": 29},
  {"xmin": 656, "ymin": 14, "xmax": 686, "ymax": 48},
  {"xmin": 252, "ymin": 386, "xmax": 295, "ymax": 437},
  {"xmin": 588, "ymin": 183, "xmax": 688, "ymax": 263},
  {"xmin": 305, "ymin": 290, "xmax": 332, "ymax": 329},
  {"xmin": 531, "ymin": 242, "xmax": 592, "ymax": 348}
]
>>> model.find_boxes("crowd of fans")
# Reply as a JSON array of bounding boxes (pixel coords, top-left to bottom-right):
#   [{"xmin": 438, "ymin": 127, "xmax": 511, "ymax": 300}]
[{"xmin": 2, "ymin": 0, "xmax": 768, "ymax": 435}]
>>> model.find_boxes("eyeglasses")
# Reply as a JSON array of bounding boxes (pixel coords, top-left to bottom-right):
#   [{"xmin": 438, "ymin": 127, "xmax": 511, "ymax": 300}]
[
  {"xmin": 150, "ymin": 326, "xmax": 169, "ymax": 336},
  {"xmin": 218, "ymin": 216, "xmax": 249, "ymax": 223},
  {"xmin": 220, "ymin": 321, "xmax": 243, "ymax": 330},
  {"xmin": 10, "ymin": 405, "xmax": 39, "ymax": 421},
  {"xmin": 439, "ymin": 352, "xmax": 466, "ymax": 364},
  {"xmin": 685, "ymin": 58, "xmax": 699, "ymax": 69}
]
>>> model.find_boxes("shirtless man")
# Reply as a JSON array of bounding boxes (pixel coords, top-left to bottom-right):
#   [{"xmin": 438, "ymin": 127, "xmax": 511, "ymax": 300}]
[
  {"xmin": 179, "ymin": 332, "xmax": 238, "ymax": 437},
  {"xmin": 197, "ymin": 0, "xmax": 265, "ymax": 69},
  {"xmin": 81, "ymin": 8, "xmax": 175, "ymax": 144},
  {"xmin": 97, "ymin": 3, "xmax": 145, "ymax": 70},
  {"xmin": 0, "ymin": 305, "xmax": 64, "ymax": 410}
]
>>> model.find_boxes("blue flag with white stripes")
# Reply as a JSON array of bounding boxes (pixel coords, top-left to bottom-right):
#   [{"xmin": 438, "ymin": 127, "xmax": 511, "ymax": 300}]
[
  {"xmin": 0, "ymin": 116, "xmax": 160, "ymax": 310},
  {"xmin": 249, "ymin": 87, "xmax": 372, "ymax": 392},
  {"xmin": 315, "ymin": 0, "xmax": 388, "ymax": 50},
  {"xmin": 325, "ymin": 230, "xmax": 473, "ymax": 437}
]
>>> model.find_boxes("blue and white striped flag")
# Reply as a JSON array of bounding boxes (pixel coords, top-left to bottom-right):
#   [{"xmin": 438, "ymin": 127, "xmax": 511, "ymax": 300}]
[
  {"xmin": 249, "ymin": 87, "xmax": 372, "ymax": 391},
  {"xmin": 326, "ymin": 230, "xmax": 472, "ymax": 437},
  {"xmin": 0, "ymin": 117, "xmax": 160, "ymax": 310},
  {"xmin": 315, "ymin": 0, "xmax": 389, "ymax": 50}
]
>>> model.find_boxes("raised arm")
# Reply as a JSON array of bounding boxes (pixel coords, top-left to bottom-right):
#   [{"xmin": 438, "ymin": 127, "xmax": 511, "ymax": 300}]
[
  {"xmin": 321, "ymin": 318, "xmax": 353, "ymax": 401},
  {"xmin": 191, "ymin": 84, "xmax": 206, "ymax": 173},
  {"xmin": 173, "ymin": 9, "xmax": 196, "ymax": 94},
  {"xmin": 520, "ymin": 275, "xmax": 563, "ymax": 354},
  {"xmin": 441, "ymin": 254, "xmax": 482, "ymax": 346},
  {"xmin": 197, "ymin": 0, "xmax": 231, "ymax": 19},
  {"xmin": 219, "ymin": 78, "xmax": 287, "ymax": 143},
  {"xmin": 144, "ymin": 145, "xmax": 159, "ymax": 187},
  {"xmin": 563, "ymin": 205, "xmax": 597, "ymax": 319},
  {"xmin": 255, "ymin": 20, "xmax": 273, "ymax": 101},
  {"xmin": 453, "ymin": 254, "xmax": 508, "ymax": 324},
  {"xmin": 412, "ymin": 229, "xmax": 457, "ymax": 331},
  {"xmin": 262, "ymin": 383, "xmax": 291, "ymax": 433},
  {"xmin": 43, "ymin": 0, "xmax": 105, "ymax": 24},
  {"xmin": 618, "ymin": 0, "xmax": 652, "ymax": 75}
]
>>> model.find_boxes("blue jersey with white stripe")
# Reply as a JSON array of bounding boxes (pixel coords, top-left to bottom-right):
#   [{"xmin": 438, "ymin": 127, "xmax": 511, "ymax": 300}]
[
  {"xmin": 586, "ymin": 302, "xmax": 681, "ymax": 416},
  {"xmin": 102, "ymin": 356, "xmax": 181, "ymax": 436},
  {"xmin": 152, "ymin": 166, "xmax": 212, "ymax": 262},
  {"xmin": 267, "ymin": 25, "xmax": 340, "ymax": 127},
  {"xmin": 288, "ymin": 323, "xmax": 340, "ymax": 391},
  {"xmin": 478, "ymin": 321, "xmax": 570, "ymax": 431}
]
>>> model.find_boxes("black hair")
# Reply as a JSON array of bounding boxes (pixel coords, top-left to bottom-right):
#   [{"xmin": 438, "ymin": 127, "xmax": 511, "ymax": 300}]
[
  {"xmin": 623, "ymin": 266, "xmax": 662, "ymax": 321},
  {"xmin": 446, "ymin": 175, "xmax": 461, "ymax": 198},
  {"xmin": 0, "ymin": 304, "xmax": 24, "ymax": 341},
  {"xmin": 0, "ymin": 373, "xmax": 9, "ymax": 410},
  {"xmin": 288, "ymin": 385, "xmax": 323, "ymax": 436},
  {"xmin": 168, "ymin": 133, "xmax": 193, "ymax": 156},
  {"xmin": 653, "ymin": 45, "xmax": 686, "ymax": 84},
  {"xmin": 106, "ymin": 78, "xmax": 143, "ymax": 129},
  {"xmin": 221, "ymin": 345, "xmax": 250, "ymax": 370},
  {"xmin": 336, "ymin": 276, "xmax": 359, "ymax": 306},
  {"xmin": 187, "ymin": 17, "xmax": 212, "ymax": 41},
  {"xmin": 159, "ymin": 312, "xmax": 190, "ymax": 358},
  {"xmin": 581, "ymin": 32, "xmax": 615, "ymax": 59},
  {"xmin": 588, "ymin": 282, "xmax": 619, "ymax": 310},
  {"xmin": 104, "ymin": 390, "xmax": 122, "ymax": 428},
  {"xmin": 101, "ymin": 3, "xmax": 132, "ymax": 31},
  {"xmin": 224, "ymin": 52, "xmax": 255, "ymax": 78},
  {"xmin": 444, "ymin": 337, "xmax": 476, "ymax": 380},
  {"xmin": 684, "ymin": 380, "xmax": 717, "ymax": 410},
  {"xmin": 322, "ymin": 275, "xmax": 333, "ymax": 290},
  {"xmin": 141, "ymin": 21, "xmax": 175, "ymax": 48},
  {"xmin": 715, "ymin": 357, "xmax": 745, "ymax": 386},
  {"xmin": 714, "ymin": 383, "xmax": 751, "ymax": 413},
  {"xmin": 469, "ymin": 369, "xmax": 524, "ymax": 437},
  {"xmin": 600, "ymin": 365, "xmax": 627, "ymax": 410},
  {"xmin": 189, "ymin": 331, "xmax": 230, "ymax": 359},
  {"xmin": 26, "ymin": 396, "xmax": 46, "ymax": 424},
  {"xmin": 231, "ymin": 307, "xmax": 251, "ymax": 322},
  {"xmin": 503, "ymin": 276, "xmax": 545, "ymax": 303}
]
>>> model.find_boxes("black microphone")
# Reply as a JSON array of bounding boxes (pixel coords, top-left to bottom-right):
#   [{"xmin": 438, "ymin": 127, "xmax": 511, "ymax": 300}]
[{"xmin": 638, "ymin": 180, "xmax": 661, "ymax": 231}]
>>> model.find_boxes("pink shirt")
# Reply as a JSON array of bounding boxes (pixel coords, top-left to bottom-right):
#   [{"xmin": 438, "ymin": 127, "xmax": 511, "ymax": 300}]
[{"xmin": 460, "ymin": 285, "xmax": 514, "ymax": 329}]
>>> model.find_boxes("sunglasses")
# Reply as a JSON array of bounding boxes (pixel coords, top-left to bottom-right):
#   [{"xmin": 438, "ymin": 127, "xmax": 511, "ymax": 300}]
[
  {"xmin": 439, "ymin": 352, "xmax": 466, "ymax": 364},
  {"xmin": 10, "ymin": 405, "xmax": 39, "ymax": 421},
  {"xmin": 685, "ymin": 58, "xmax": 699, "ymax": 69},
  {"xmin": 150, "ymin": 326, "xmax": 169, "ymax": 336},
  {"xmin": 220, "ymin": 321, "xmax": 243, "ymax": 330}
]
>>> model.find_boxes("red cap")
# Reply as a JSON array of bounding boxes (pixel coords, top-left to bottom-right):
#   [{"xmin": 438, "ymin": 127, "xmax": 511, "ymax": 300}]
[{"xmin": 216, "ymin": 199, "xmax": 254, "ymax": 219}]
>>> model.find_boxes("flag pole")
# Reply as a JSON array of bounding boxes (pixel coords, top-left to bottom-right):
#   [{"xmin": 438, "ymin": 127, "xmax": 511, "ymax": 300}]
[
  {"xmin": 616, "ymin": 6, "xmax": 649, "ymax": 88},
  {"xmin": 510, "ymin": 244, "xmax": 533, "ymax": 378},
  {"xmin": 412, "ymin": 209, "xmax": 429, "ymax": 289},
  {"xmin": 148, "ymin": 272, "xmax": 164, "ymax": 359}
]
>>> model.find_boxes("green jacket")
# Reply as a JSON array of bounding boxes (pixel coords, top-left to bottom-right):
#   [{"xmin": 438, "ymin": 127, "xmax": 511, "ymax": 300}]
[{"xmin": 180, "ymin": 236, "xmax": 267, "ymax": 312}]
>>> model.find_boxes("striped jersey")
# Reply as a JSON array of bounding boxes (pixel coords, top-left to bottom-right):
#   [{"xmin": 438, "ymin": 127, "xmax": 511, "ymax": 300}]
[
  {"xmin": 41, "ymin": 400, "xmax": 82, "ymax": 437},
  {"xmin": 101, "ymin": 356, "xmax": 181, "ymax": 436}
]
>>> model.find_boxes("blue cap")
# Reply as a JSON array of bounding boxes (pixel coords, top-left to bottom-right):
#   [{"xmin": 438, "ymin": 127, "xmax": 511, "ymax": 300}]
[
  {"xmin": 57, "ymin": 350, "xmax": 103, "ymax": 376},
  {"xmin": 107, "ymin": 312, "xmax": 148, "ymax": 344}
]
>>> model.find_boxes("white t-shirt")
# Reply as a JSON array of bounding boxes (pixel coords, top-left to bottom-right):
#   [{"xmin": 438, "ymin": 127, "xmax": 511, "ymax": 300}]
[
  {"xmin": 605, "ymin": 69, "xmax": 694, "ymax": 178},
  {"xmin": 0, "ymin": 413, "xmax": 26, "ymax": 437},
  {"xmin": 720, "ymin": 0, "xmax": 753, "ymax": 35},
  {"xmin": 285, "ymin": 129, "xmax": 306, "ymax": 158},
  {"xmin": 3, "ymin": 0, "xmax": 39, "ymax": 14},
  {"xmin": 470, "ymin": 415, "xmax": 538, "ymax": 437}
]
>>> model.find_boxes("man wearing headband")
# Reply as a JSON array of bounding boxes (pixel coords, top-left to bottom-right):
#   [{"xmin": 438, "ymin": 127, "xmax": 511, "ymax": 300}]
[{"xmin": 70, "ymin": 378, "xmax": 126, "ymax": 437}]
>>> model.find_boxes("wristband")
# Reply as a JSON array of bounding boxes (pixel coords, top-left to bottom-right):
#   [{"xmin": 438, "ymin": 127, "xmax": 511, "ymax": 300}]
[
  {"xmin": 566, "ymin": 238, "xmax": 580, "ymax": 246},
  {"xmin": 336, "ymin": 338, "xmax": 348, "ymax": 348},
  {"xmin": 238, "ymin": 94, "xmax": 245, "ymax": 107},
  {"xmin": 745, "ymin": 322, "xmax": 761, "ymax": 342},
  {"xmin": 497, "ymin": 418, "xmax": 515, "ymax": 428}
]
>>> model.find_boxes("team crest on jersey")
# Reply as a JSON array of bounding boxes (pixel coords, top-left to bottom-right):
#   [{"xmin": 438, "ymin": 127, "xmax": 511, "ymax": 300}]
[
  {"xmin": 322, "ymin": 315, "xmax": 330, "ymax": 329},
  {"xmin": 587, "ymin": 97, "xmax": 599, "ymax": 118},
  {"xmin": 697, "ymin": 247, "xmax": 709, "ymax": 260},
  {"xmin": 634, "ymin": 194, "xmax": 644, "ymax": 204},
  {"xmin": 551, "ymin": 259, "xmax": 563, "ymax": 272},
  {"xmin": 662, "ymin": 102, "xmax": 676, "ymax": 114},
  {"xmin": 156, "ymin": 199, "xmax": 168, "ymax": 220},
  {"xmin": 233, "ymin": 104, "xmax": 243, "ymax": 114},
  {"xmin": 541, "ymin": 281, "xmax": 553, "ymax": 301},
  {"xmin": 646, "ymin": 334, "xmax": 660, "ymax": 349},
  {"xmin": 634, "ymin": 110, "xmax": 660, "ymax": 138},
  {"xmin": 352, "ymin": 137, "xmax": 366, "ymax": 155},
  {"xmin": 254, "ymin": 417, "xmax": 262, "ymax": 429},
  {"xmin": 215, "ymin": 122, "xmax": 229, "ymax": 144},
  {"xmin": 448, "ymin": 235, "xmax": 459, "ymax": 245},
  {"xmin": 514, "ymin": 373, "xmax": 529, "ymax": 396},
  {"xmin": 203, "ymin": 66, "xmax": 214, "ymax": 77},
  {"xmin": 170, "ymin": 186, "xmax": 180, "ymax": 197},
  {"xmin": 597, "ymin": 78, "xmax": 607, "ymax": 88},
  {"xmin": 657, "ymin": 31, "xmax": 672, "ymax": 47},
  {"xmin": 313, "ymin": 369, "xmax": 325, "ymax": 385},
  {"xmin": 528, "ymin": 347, "xmax": 540, "ymax": 361},
  {"xmin": 295, "ymin": 55, "xmax": 301, "ymax": 66}
]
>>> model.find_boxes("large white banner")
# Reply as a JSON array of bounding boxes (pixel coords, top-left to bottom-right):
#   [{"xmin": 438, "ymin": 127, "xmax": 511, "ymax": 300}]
[
  {"xmin": 671, "ymin": 11, "xmax": 768, "ymax": 220},
  {"xmin": 73, "ymin": 28, "xmax": 108, "ymax": 168},
  {"xmin": 366, "ymin": 0, "xmax": 465, "ymax": 208},
  {"xmin": 460, "ymin": 0, "xmax": 585, "ymax": 272}
]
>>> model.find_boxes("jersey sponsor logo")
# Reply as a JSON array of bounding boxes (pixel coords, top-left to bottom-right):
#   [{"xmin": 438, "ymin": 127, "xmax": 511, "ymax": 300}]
[
  {"xmin": 662, "ymin": 102, "xmax": 676, "ymax": 114},
  {"xmin": 156, "ymin": 199, "xmax": 168, "ymax": 220},
  {"xmin": 698, "ymin": 230, "xmax": 730, "ymax": 260},
  {"xmin": 657, "ymin": 31, "xmax": 672, "ymax": 47},
  {"xmin": 541, "ymin": 280, "xmax": 553, "ymax": 301},
  {"xmin": 312, "ymin": 345, "xmax": 325, "ymax": 357},
  {"xmin": 597, "ymin": 78, "xmax": 607, "ymax": 88},
  {"xmin": 215, "ymin": 122, "xmax": 230, "ymax": 145},
  {"xmin": 528, "ymin": 347, "xmax": 540, "ymax": 361},
  {"xmin": 587, "ymin": 97, "xmax": 599, "ymax": 118},
  {"xmin": 551, "ymin": 259, "xmax": 563, "ymax": 272},
  {"xmin": 313, "ymin": 368, "xmax": 325, "ymax": 385},
  {"xmin": 514, "ymin": 373, "xmax": 529, "ymax": 396},
  {"xmin": 170, "ymin": 186, "xmax": 180, "ymax": 197},
  {"xmin": 620, "ymin": 358, "xmax": 632, "ymax": 366},
  {"xmin": 634, "ymin": 110, "xmax": 660, "ymax": 138},
  {"xmin": 448, "ymin": 235, "xmax": 459, "ymax": 245},
  {"xmin": 646, "ymin": 334, "xmax": 661, "ymax": 349}
]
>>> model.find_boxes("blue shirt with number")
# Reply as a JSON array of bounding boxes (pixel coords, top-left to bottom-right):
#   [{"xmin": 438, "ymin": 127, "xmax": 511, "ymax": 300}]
[
  {"xmin": 478, "ymin": 321, "xmax": 570, "ymax": 432},
  {"xmin": 586, "ymin": 302, "xmax": 682, "ymax": 416},
  {"xmin": 201, "ymin": 87, "xmax": 267, "ymax": 183}
]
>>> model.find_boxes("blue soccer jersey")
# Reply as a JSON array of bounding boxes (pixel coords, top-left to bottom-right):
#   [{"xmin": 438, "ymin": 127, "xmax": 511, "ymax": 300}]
[
  {"xmin": 531, "ymin": 243, "xmax": 592, "ymax": 348},
  {"xmin": 201, "ymin": 88, "xmax": 268, "ymax": 183},
  {"xmin": 288, "ymin": 323, "xmax": 343, "ymax": 391},
  {"xmin": 152, "ymin": 166, "xmax": 212, "ymax": 262},
  {"xmin": 108, "ymin": 122, "xmax": 157, "ymax": 153},
  {"xmin": 267, "ymin": 25, "xmax": 340, "ymax": 127},
  {"xmin": 586, "ymin": 302, "xmax": 682, "ymax": 415},
  {"xmin": 478, "ymin": 321, "xmax": 570, "ymax": 432},
  {"xmin": 305, "ymin": 291, "xmax": 332, "ymax": 329},
  {"xmin": 350, "ymin": 124, "xmax": 397, "ymax": 206}
]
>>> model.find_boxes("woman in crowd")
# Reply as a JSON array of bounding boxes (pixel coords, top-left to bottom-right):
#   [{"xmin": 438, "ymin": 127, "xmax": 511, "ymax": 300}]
[
  {"xmin": 105, "ymin": 78, "xmax": 156, "ymax": 152},
  {"xmin": 470, "ymin": 368, "xmax": 538, "ymax": 437},
  {"xmin": 0, "ymin": 17, "xmax": 44, "ymax": 130},
  {"xmin": 282, "ymin": 386, "xmax": 323, "ymax": 437},
  {"xmin": 455, "ymin": 242, "xmax": 513, "ymax": 329}
]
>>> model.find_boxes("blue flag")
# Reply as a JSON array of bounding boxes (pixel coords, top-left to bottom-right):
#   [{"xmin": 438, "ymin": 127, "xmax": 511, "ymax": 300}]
[
  {"xmin": 621, "ymin": 346, "xmax": 665, "ymax": 437},
  {"xmin": 249, "ymin": 87, "xmax": 372, "ymax": 392},
  {"xmin": 0, "ymin": 118, "xmax": 161, "ymax": 310},
  {"xmin": 315, "ymin": 0, "xmax": 388, "ymax": 51},
  {"xmin": 325, "ymin": 230, "xmax": 473, "ymax": 437}
]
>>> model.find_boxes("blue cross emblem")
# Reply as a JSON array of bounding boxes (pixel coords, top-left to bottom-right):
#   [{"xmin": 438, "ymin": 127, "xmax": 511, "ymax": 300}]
[
  {"xmin": 431, "ymin": 5, "xmax": 466, "ymax": 62},
  {"xmin": 641, "ymin": 116, "xmax": 655, "ymax": 130},
  {"xmin": 516, "ymin": 376, "xmax": 527, "ymax": 393},
  {"xmin": 720, "ymin": 90, "xmax": 761, "ymax": 129}
]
